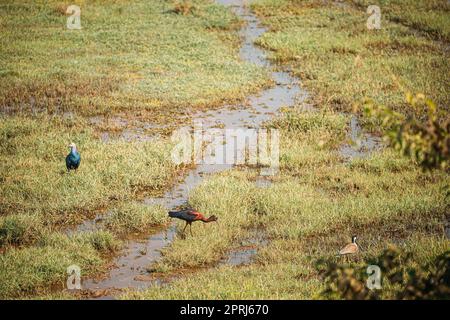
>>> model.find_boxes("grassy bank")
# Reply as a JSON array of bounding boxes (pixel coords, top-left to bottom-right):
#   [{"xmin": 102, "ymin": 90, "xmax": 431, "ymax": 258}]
[
  {"xmin": 151, "ymin": 171, "xmax": 258, "ymax": 273},
  {"xmin": 0, "ymin": 115, "xmax": 177, "ymax": 230},
  {"xmin": 0, "ymin": 113, "xmax": 177, "ymax": 298},
  {"xmin": 0, "ymin": 230, "xmax": 119, "ymax": 299},
  {"xmin": 0, "ymin": 0, "xmax": 269, "ymax": 124},
  {"xmin": 251, "ymin": 0, "xmax": 449, "ymax": 118},
  {"xmin": 352, "ymin": 0, "xmax": 450, "ymax": 42}
]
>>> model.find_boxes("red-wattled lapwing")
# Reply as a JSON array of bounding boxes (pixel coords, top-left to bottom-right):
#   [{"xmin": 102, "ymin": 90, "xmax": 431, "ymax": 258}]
[{"xmin": 337, "ymin": 235, "xmax": 360, "ymax": 261}]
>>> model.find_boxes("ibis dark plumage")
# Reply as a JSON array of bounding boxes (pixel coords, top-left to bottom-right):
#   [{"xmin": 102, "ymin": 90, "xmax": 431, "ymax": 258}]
[
  {"xmin": 66, "ymin": 142, "xmax": 81, "ymax": 171},
  {"xmin": 168, "ymin": 209, "xmax": 217, "ymax": 236}
]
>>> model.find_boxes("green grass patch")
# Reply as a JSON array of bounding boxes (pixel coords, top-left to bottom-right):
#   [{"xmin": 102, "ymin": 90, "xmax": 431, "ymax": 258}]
[
  {"xmin": 0, "ymin": 213, "xmax": 45, "ymax": 246},
  {"xmin": 0, "ymin": 0, "xmax": 269, "ymax": 121},
  {"xmin": 105, "ymin": 202, "xmax": 168, "ymax": 235},
  {"xmin": 0, "ymin": 115, "xmax": 180, "ymax": 228},
  {"xmin": 252, "ymin": 0, "xmax": 449, "ymax": 117},
  {"xmin": 351, "ymin": 0, "xmax": 450, "ymax": 42},
  {"xmin": 0, "ymin": 230, "xmax": 120, "ymax": 299}
]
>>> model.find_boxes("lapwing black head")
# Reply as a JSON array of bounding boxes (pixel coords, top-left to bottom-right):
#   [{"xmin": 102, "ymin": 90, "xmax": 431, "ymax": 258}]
[{"xmin": 338, "ymin": 235, "xmax": 359, "ymax": 257}]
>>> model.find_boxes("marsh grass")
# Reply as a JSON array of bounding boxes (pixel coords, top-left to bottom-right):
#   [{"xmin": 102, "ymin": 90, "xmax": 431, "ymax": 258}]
[
  {"xmin": 105, "ymin": 202, "xmax": 169, "ymax": 235},
  {"xmin": 151, "ymin": 171, "xmax": 258, "ymax": 271},
  {"xmin": 252, "ymin": 0, "xmax": 449, "ymax": 118},
  {"xmin": 1, "ymin": 0, "xmax": 448, "ymax": 300},
  {"xmin": 0, "ymin": 114, "xmax": 182, "ymax": 298},
  {"xmin": 0, "ymin": 115, "xmax": 179, "ymax": 228},
  {"xmin": 0, "ymin": 230, "xmax": 120, "ymax": 299},
  {"xmin": 123, "ymin": 110, "xmax": 448, "ymax": 299},
  {"xmin": 0, "ymin": 0, "xmax": 269, "ymax": 122},
  {"xmin": 0, "ymin": 213, "xmax": 45, "ymax": 247},
  {"xmin": 351, "ymin": 0, "xmax": 450, "ymax": 42},
  {"xmin": 111, "ymin": 1, "xmax": 448, "ymax": 299}
]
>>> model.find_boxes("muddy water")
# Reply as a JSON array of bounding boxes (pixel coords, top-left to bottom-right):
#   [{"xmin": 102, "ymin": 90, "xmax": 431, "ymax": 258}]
[
  {"xmin": 340, "ymin": 115, "xmax": 382, "ymax": 160},
  {"xmin": 219, "ymin": 228, "xmax": 268, "ymax": 266},
  {"xmin": 79, "ymin": 0, "xmax": 378, "ymax": 297}
]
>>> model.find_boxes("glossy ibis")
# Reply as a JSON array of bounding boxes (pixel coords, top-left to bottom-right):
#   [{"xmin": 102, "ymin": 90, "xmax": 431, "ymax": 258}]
[{"xmin": 168, "ymin": 209, "xmax": 217, "ymax": 236}]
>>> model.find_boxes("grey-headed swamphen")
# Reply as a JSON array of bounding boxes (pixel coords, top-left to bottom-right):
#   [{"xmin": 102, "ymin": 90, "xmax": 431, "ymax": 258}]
[{"xmin": 66, "ymin": 142, "xmax": 81, "ymax": 171}]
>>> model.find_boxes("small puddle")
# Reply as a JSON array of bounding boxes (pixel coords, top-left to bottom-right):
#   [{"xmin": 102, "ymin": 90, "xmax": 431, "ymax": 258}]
[
  {"xmin": 89, "ymin": 115, "xmax": 171, "ymax": 143},
  {"xmin": 223, "ymin": 248, "xmax": 258, "ymax": 266},
  {"xmin": 340, "ymin": 115, "xmax": 383, "ymax": 160},
  {"xmin": 67, "ymin": 212, "xmax": 108, "ymax": 235},
  {"xmin": 220, "ymin": 228, "xmax": 268, "ymax": 266}
]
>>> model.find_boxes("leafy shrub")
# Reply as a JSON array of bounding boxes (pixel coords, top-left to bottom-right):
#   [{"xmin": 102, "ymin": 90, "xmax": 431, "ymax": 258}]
[{"xmin": 361, "ymin": 93, "xmax": 449, "ymax": 171}]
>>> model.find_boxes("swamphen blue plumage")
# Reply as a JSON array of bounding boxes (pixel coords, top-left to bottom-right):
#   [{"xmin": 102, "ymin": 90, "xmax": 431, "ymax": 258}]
[
  {"xmin": 66, "ymin": 142, "xmax": 81, "ymax": 171},
  {"xmin": 168, "ymin": 209, "xmax": 217, "ymax": 236}
]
